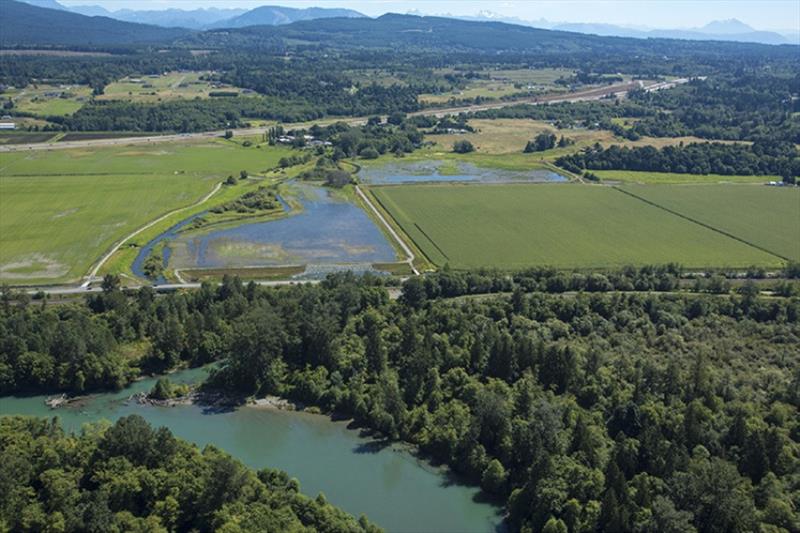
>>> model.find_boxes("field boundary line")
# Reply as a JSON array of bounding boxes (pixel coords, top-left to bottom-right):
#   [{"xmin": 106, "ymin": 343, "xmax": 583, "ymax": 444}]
[
  {"xmin": 355, "ymin": 185, "xmax": 419, "ymax": 275},
  {"xmin": 613, "ymin": 186, "xmax": 790, "ymax": 262},
  {"xmin": 83, "ymin": 181, "xmax": 223, "ymax": 287},
  {"xmin": 414, "ymin": 223, "xmax": 450, "ymax": 261},
  {"xmin": 365, "ymin": 186, "xmax": 442, "ymax": 270}
]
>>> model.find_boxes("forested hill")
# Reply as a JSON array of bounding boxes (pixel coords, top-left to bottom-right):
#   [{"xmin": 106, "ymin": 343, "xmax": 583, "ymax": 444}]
[
  {"xmin": 0, "ymin": 0, "xmax": 191, "ymax": 46},
  {"xmin": 3, "ymin": 1, "xmax": 798, "ymax": 64},
  {"xmin": 202, "ymin": 13, "xmax": 799, "ymax": 59}
]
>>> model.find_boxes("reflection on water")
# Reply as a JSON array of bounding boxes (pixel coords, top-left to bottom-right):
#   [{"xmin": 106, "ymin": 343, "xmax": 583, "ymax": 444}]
[
  {"xmin": 0, "ymin": 366, "xmax": 503, "ymax": 533},
  {"xmin": 360, "ymin": 160, "xmax": 568, "ymax": 184},
  {"xmin": 168, "ymin": 184, "xmax": 398, "ymax": 270}
]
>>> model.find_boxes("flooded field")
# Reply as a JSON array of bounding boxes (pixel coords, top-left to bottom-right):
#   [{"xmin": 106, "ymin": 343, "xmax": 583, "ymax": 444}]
[
  {"xmin": 166, "ymin": 183, "xmax": 398, "ymax": 271},
  {"xmin": 359, "ymin": 160, "xmax": 567, "ymax": 184}
]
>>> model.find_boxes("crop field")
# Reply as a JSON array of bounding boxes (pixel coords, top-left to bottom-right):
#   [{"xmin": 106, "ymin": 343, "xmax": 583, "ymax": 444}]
[
  {"xmin": 370, "ymin": 184, "xmax": 784, "ymax": 269},
  {"xmin": 620, "ymin": 184, "xmax": 800, "ymax": 261},
  {"xmin": 0, "ymin": 140, "xmax": 294, "ymax": 284},
  {"xmin": 0, "ymin": 132, "xmax": 58, "ymax": 145},
  {"xmin": 594, "ymin": 170, "xmax": 775, "ymax": 185}
]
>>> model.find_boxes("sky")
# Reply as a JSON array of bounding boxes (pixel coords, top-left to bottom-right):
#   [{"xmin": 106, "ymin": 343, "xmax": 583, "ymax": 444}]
[{"xmin": 58, "ymin": 0, "xmax": 800, "ymax": 32}]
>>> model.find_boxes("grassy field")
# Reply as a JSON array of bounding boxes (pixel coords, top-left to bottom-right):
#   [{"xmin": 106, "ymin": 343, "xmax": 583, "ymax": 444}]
[
  {"xmin": 426, "ymin": 118, "xmax": 738, "ymax": 160},
  {"xmin": 98, "ymin": 71, "xmax": 243, "ymax": 103},
  {"xmin": 0, "ymin": 139, "xmax": 288, "ymax": 177},
  {"xmin": 0, "ymin": 174, "xmax": 217, "ymax": 284},
  {"xmin": 419, "ymin": 68, "xmax": 572, "ymax": 104},
  {"xmin": 594, "ymin": 170, "xmax": 776, "ymax": 185},
  {"xmin": 370, "ymin": 183, "xmax": 784, "ymax": 269},
  {"xmin": 620, "ymin": 184, "xmax": 800, "ymax": 261},
  {"xmin": 8, "ymin": 84, "xmax": 92, "ymax": 117},
  {"xmin": 0, "ymin": 140, "xmax": 294, "ymax": 284}
]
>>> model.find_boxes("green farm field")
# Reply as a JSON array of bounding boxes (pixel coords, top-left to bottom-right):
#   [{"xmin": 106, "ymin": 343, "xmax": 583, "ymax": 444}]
[
  {"xmin": 594, "ymin": 170, "xmax": 775, "ymax": 185},
  {"xmin": 620, "ymin": 184, "xmax": 800, "ymax": 261},
  {"xmin": 0, "ymin": 140, "xmax": 293, "ymax": 284},
  {"xmin": 0, "ymin": 174, "xmax": 216, "ymax": 284},
  {"xmin": 0, "ymin": 139, "xmax": 289, "ymax": 177},
  {"xmin": 370, "ymin": 183, "xmax": 785, "ymax": 269}
]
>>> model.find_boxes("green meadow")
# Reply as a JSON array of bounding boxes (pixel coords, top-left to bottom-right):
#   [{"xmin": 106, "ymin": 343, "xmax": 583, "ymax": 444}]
[
  {"xmin": 0, "ymin": 139, "xmax": 293, "ymax": 284},
  {"xmin": 371, "ymin": 183, "xmax": 785, "ymax": 269},
  {"xmin": 594, "ymin": 170, "xmax": 776, "ymax": 185}
]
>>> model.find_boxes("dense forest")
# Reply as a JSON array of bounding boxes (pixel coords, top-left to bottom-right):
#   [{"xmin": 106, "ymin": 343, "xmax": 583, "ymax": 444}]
[
  {"xmin": 1, "ymin": 270, "xmax": 798, "ymax": 532},
  {"xmin": 627, "ymin": 75, "xmax": 800, "ymax": 144},
  {"xmin": 555, "ymin": 142, "xmax": 800, "ymax": 182},
  {"xmin": 0, "ymin": 415, "xmax": 380, "ymax": 532}
]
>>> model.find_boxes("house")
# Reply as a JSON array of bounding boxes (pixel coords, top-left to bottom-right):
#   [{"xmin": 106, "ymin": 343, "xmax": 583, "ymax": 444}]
[{"xmin": 0, "ymin": 122, "xmax": 16, "ymax": 130}]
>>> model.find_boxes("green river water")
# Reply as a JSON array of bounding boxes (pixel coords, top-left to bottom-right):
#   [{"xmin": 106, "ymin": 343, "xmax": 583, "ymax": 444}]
[{"xmin": 0, "ymin": 366, "xmax": 503, "ymax": 533}]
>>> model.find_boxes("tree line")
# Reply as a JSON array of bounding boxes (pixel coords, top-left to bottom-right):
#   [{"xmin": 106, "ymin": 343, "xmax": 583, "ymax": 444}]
[
  {"xmin": 1, "ymin": 269, "xmax": 798, "ymax": 532},
  {"xmin": 556, "ymin": 142, "xmax": 800, "ymax": 182},
  {"xmin": 0, "ymin": 415, "xmax": 380, "ymax": 532}
]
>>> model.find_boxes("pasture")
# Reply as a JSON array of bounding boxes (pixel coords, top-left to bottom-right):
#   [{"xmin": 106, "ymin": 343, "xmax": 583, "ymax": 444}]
[
  {"xmin": 0, "ymin": 174, "xmax": 217, "ymax": 284},
  {"xmin": 370, "ymin": 183, "xmax": 784, "ymax": 269},
  {"xmin": 419, "ymin": 67, "xmax": 572, "ymax": 105},
  {"xmin": 8, "ymin": 84, "xmax": 92, "ymax": 117},
  {"xmin": 425, "ymin": 118, "xmax": 742, "ymax": 159},
  {"xmin": 621, "ymin": 184, "xmax": 800, "ymax": 261},
  {"xmin": 0, "ymin": 139, "xmax": 294, "ymax": 284},
  {"xmin": 98, "ymin": 71, "xmax": 243, "ymax": 103},
  {"xmin": 0, "ymin": 138, "xmax": 290, "ymax": 177}
]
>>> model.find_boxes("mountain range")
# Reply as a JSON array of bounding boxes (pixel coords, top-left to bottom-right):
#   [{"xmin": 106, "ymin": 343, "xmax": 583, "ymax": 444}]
[
  {"xmin": 451, "ymin": 11, "xmax": 797, "ymax": 46},
  {"xmin": 2, "ymin": 0, "xmax": 797, "ymax": 50},
  {"xmin": 24, "ymin": 0, "xmax": 364, "ymax": 30},
  {"xmin": 11, "ymin": 0, "xmax": 796, "ymax": 45}
]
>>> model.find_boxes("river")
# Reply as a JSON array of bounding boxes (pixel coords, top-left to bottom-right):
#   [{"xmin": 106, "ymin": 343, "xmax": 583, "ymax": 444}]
[{"xmin": 0, "ymin": 367, "xmax": 504, "ymax": 533}]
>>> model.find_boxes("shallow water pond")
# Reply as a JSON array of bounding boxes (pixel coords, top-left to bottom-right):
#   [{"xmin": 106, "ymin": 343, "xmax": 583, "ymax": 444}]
[
  {"xmin": 141, "ymin": 183, "xmax": 398, "ymax": 273},
  {"xmin": 360, "ymin": 160, "xmax": 567, "ymax": 184}
]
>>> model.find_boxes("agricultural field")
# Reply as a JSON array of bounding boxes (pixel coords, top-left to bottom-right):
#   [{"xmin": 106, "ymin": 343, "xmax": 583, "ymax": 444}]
[
  {"xmin": 0, "ymin": 173, "xmax": 216, "ymax": 284},
  {"xmin": 594, "ymin": 170, "xmax": 775, "ymax": 184},
  {"xmin": 425, "ymin": 118, "xmax": 737, "ymax": 158},
  {"xmin": 6, "ymin": 83, "xmax": 92, "ymax": 116},
  {"xmin": 98, "ymin": 71, "xmax": 245, "ymax": 103},
  {"xmin": 621, "ymin": 184, "xmax": 800, "ymax": 261},
  {"xmin": 0, "ymin": 138, "xmax": 288, "ymax": 177},
  {"xmin": 370, "ymin": 183, "xmax": 784, "ymax": 269},
  {"xmin": 0, "ymin": 139, "xmax": 293, "ymax": 284},
  {"xmin": 419, "ymin": 67, "xmax": 573, "ymax": 105},
  {"xmin": 0, "ymin": 131, "xmax": 58, "ymax": 145}
]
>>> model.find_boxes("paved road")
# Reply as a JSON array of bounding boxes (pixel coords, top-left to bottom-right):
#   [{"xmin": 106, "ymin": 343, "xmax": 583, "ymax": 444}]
[{"xmin": 0, "ymin": 80, "xmax": 682, "ymax": 154}]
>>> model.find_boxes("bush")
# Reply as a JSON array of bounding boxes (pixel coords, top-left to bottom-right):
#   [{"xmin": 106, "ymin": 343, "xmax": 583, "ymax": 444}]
[{"xmin": 453, "ymin": 140, "xmax": 475, "ymax": 153}]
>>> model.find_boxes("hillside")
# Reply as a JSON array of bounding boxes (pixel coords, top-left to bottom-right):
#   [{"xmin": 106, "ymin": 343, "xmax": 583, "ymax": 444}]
[
  {"xmin": 0, "ymin": 0, "xmax": 190, "ymax": 46},
  {"xmin": 205, "ymin": 13, "xmax": 796, "ymax": 59}
]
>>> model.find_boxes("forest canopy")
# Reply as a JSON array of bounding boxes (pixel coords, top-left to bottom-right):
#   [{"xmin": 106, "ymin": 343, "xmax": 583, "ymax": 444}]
[
  {"xmin": 0, "ymin": 415, "xmax": 380, "ymax": 532},
  {"xmin": 1, "ymin": 271, "xmax": 798, "ymax": 532}
]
